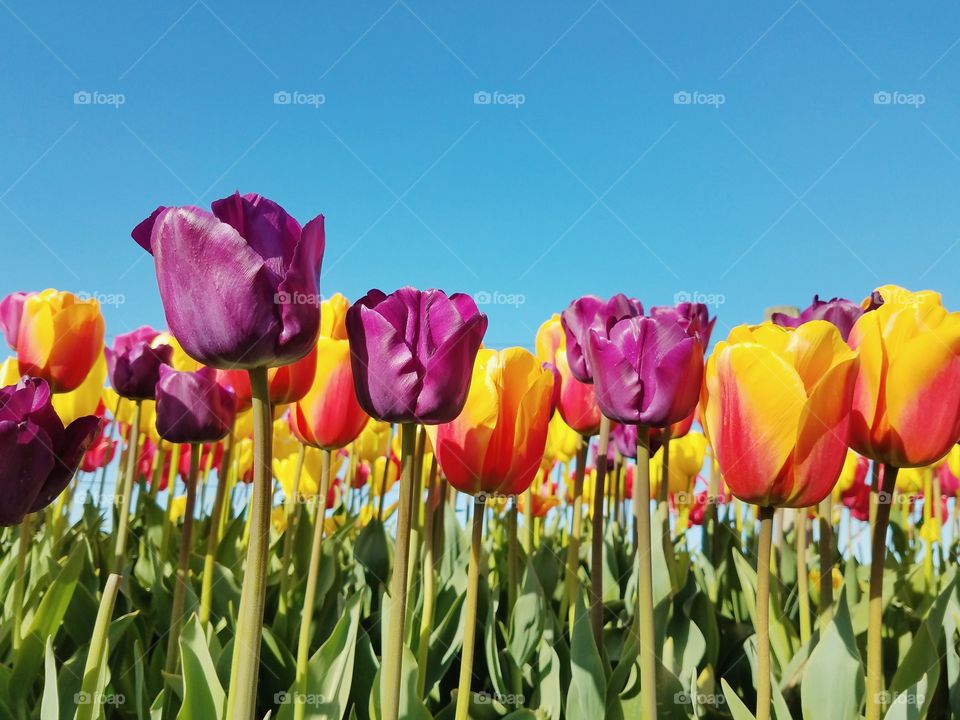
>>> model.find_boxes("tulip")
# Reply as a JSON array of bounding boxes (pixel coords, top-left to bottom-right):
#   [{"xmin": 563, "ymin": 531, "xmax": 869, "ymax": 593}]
[
  {"xmin": 320, "ymin": 292, "xmax": 350, "ymax": 339},
  {"xmin": 346, "ymin": 287, "xmax": 487, "ymax": 424},
  {"xmin": 0, "ymin": 292, "xmax": 30, "ymax": 349},
  {"xmin": 81, "ymin": 431, "xmax": 117, "ymax": 473},
  {"xmin": 133, "ymin": 192, "xmax": 324, "ymax": 370},
  {"xmin": 8, "ymin": 290, "xmax": 105, "ymax": 393},
  {"xmin": 432, "ymin": 347, "xmax": 553, "ymax": 720},
  {"xmin": 346, "ymin": 286, "xmax": 485, "ymax": 720},
  {"xmin": 771, "ymin": 294, "xmax": 864, "ymax": 341},
  {"xmin": 843, "ymin": 285, "xmax": 960, "ymax": 720},
  {"xmin": 291, "ymin": 338, "xmax": 369, "ymax": 451},
  {"xmin": 106, "ymin": 327, "xmax": 173, "ymax": 400},
  {"xmin": 0, "ymin": 376, "xmax": 100, "ymax": 525},
  {"xmin": 702, "ymin": 321, "xmax": 857, "ymax": 720},
  {"xmin": 53, "ymin": 351, "xmax": 108, "ymax": 426},
  {"xmin": 155, "ymin": 366, "xmax": 237, "ymax": 444},
  {"xmin": 536, "ymin": 314, "xmax": 600, "ymax": 435},
  {"xmin": 649, "ymin": 301, "xmax": 717, "ymax": 346},
  {"xmin": 649, "ymin": 431, "xmax": 706, "ymax": 498}
]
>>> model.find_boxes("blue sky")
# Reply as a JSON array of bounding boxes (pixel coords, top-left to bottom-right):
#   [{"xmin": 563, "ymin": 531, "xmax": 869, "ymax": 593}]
[{"xmin": 3, "ymin": 1, "xmax": 960, "ymax": 350}]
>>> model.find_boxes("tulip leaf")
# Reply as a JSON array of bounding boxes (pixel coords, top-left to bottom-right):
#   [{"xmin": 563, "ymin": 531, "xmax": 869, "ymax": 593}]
[
  {"xmin": 11, "ymin": 543, "xmax": 83, "ymax": 701},
  {"xmin": 40, "ymin": 637, "xmax": 58, "ymax": 720},
  {"xmin": 177, "ymin": 614, "xmax": 225, "ymax": 720},
  {"xmin": 277, "ymin": 592, "xmax": 362, "ymax": 720},
  {"xmin": 566, "ymin": 589, "xmax": 606, "ymax": 719},
  {"xmin": 508, "ymin": 558, "xmax": 545, "ymax": 669},
  {"xmin": 801, "ymin": 594, "xmax": 862, "ymax": 720},
  {"xmin": 721, "ymin": 678, "xmax": 757, "ymax": 720},
  {"xmin": 368, "ymin": 644, "xmax": 430, "ymax": 720}
]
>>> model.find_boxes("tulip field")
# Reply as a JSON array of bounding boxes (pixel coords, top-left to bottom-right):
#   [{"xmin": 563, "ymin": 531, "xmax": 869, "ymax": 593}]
[{"xmin": 2, "ymin": 196, "xmax": 960, "ymax": 720}]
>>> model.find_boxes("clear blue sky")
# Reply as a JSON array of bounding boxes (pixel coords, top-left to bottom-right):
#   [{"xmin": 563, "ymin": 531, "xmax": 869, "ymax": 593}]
[{"xmin": 3, "ymin": 1, "xmax": 959, "ymax": 350}]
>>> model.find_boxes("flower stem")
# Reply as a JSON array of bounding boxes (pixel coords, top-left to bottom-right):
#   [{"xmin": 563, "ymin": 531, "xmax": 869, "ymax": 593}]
[
  {"xmin": 818, "ymin": 494, "xmax": 834, "ymax": 626},
  {"xmin": 164, "ymin": 444, "xmax": 201, "ymax": 678},
  {"xmin": 454, "ymin": 495, "xmax": 485, "ymax": 720},
  {"xmin": 563, "ymin": 440, "xmax": 589, "ymax": 631},
  {"xmin": 113, "ymin": 399, "xmax": 142, "ymax": 572},
  {"xmin": 416, "ymin": 456, "xmax": 439, "ymax": 696},
  {"xmin": 590, "ymin": 415, "xmax": 611, "ymax": 645},
  {"xmin": 75, "ymin": 573, "xmax": 122, "ymax": 720},
  {"xmin": 866, "ymin": 464, "xmax": 898, "ymax": 720},
  {"xmin": 160, "ymin": 443, "xmax": 181, "ymax": 559},
  {"xmin": 279, "ymin": 442, "xmax": 307, "ymax": 613},
  {"xmin": 657, "ymin": 433, "xmax": 679, "ymax": 594},
  {"xmin": 756, "ymin": 506, "xmax": 774, "ymax": 720},
  {"xmin": 294, "ymin": 448, "xmax": 332, "ymax": 720},
  {"xmin": 12, "ymin": 513, "xmax": 32, "ymax": 651},
  {"xmin": 381, "ymin": 423, "xmax": 416, "ymax": 720},
  {"xmin": 200, "ymin": 433, "xmax": 233, "ymax": 627},
  {"xmin": 634, "ymin": 425, "xmax": 657, "ymax": 720},
  {"xmin": 96, "ymin": 397, "xmax": 122, "ymax": 507},
  {"xmin": 226, "ymin": 367, "xmax": 273, "ymax": 720},
  {"xmin": 796, "ymin": 511, "xmax": 811, "ymax": 645}
]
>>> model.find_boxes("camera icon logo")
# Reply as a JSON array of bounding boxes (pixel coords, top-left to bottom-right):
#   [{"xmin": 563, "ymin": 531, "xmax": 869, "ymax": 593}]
[
  {"xmin": 873, "ymin": 91, "xmax": 892, "ymax": 105},
  {"xmin": 274, "ymin": 90, "xmax": 292, "ymax": 105},
  {"xmin": 674, "ymin": 91, "xmax": 692, "ymax": 105},
  {"xmin": 474, "ymin": 91, "xmax": 492, "ymax": 105},
  {"xmin": 74, "ymin": 91, "xmax": 92, "ymax": 105}
]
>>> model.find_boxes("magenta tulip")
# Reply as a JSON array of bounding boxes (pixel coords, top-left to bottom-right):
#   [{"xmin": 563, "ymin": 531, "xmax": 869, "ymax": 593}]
[
  {"xmin": 346, "ymin": 287, "xmax": 487, "ymax": 424},
  {"xmin": 132, "ymin": 192, "xmax": 324, "ymax": 370},
  {"xmin": 649, "ymin": 302, "xmax": 716, "ymax": 346},
  {"xmin": 0, "ymin": 292, "xmax": 30, "ymax": 350},
  {"xmin": 771, "ymin": 295, "xmax": 863, "ymax": 340},
  {"xmin": 0, "ymin": 376, "xmax": 100, "ymax": 525},
  {"xmin": 560, "ymin": 294, "xmax": 643, "ymax": 383},
  {"xmin": 586, "ymin": 314, "xmax": 703, "ymax": 427},
  {"xmin": 154, "ymin": 366, "xmax": 236, "ymax": 444},
  {"xmin": 106, "ymin": 326, "xmax": 173, "ymax": 400}
]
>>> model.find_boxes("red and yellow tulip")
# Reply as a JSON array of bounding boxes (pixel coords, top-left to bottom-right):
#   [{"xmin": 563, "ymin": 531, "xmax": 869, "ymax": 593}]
[
  {"xmin": 535, "ymin": 314, "xmax": 600, "ymax": 436},
  {"xmin": 702, "ymin": 321, "xmax": 858, "ymax": 508}
]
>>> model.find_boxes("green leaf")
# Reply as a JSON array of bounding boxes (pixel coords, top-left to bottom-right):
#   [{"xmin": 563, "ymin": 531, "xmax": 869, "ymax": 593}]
[
  {"xmin": 277, "ymin": 593, "xmax": 363, "ymax": 720},
  {"xmin": 40, "ymin": 638, "xmax": 58, "ymax": 720},
  {"xmin": 801, "ymin": 594, "xmax": 863, "ymax": 720},
  {"xmin": 11, "ymin": 543, "xmax": 83, "ymax": 701},
  {"xmin": 721, "ymin": 678, "xmax": 756, "ymax": 720},
  {"xmin": 565, "ymin": 590, "xmax": 606, "ymax": 718},
  {"xmin": 508, "ymin": 558, "xmax": 545, "ymax": 669},
  {"xmin": 177, "ymin": 614, "xmax": 225, "ymax": 720}
]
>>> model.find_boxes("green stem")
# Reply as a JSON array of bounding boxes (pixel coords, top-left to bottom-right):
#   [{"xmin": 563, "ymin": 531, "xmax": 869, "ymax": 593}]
[
  {"xmin": 416, "ymin": 456, "xmax": 439, "ymax": 696},
  {"xmin": 507, "ymin": 499, "xmax": 522, "ymax": 701},
  {"xmin": 454, "ymin": 495, "xmax": 485, "ymax": 720},
  {"xmin": 756, "ymin": 506, "xmax": 774, "ymax": 720},
  {"xmin": 12, "ymin": 513, "xmax": 32, "ymax": 651},
  {"xmin": 634, "ymin": 425, "xmax": 657, "ymax": 720},
  {"xmin": 97, "ymin": 397, "xmax": 122, "ymax": 508},
  {"xmin": 200, "ymin": 432, "xmax": 234, "ymax": 627},
  {"xmin": 818, "ymin": 494, "xmax": 834, "ymax": 626},
  {"xmin": 294, "ymin": 449, "xmax": 332, "ymax": 720},
  {"xmin": 164, "ymin": 445, "xmax": 201, "ymax": 677},
  {"xmin": 381, "ymin": 423, "xmax": 416, "ymax": 720},
  {"xmin": 562, "ymin": 440, "xmax": 589, "ymax": 631},
  {"xmin": 113, "ymin": 400, "xmax": 142, "ymax": 572},
  {"xmin": 590, "ymin": 415, "xmax": 611, "ymax": 645},
  {"xmin": 149, "ymin": 440, "xmax": 166, "ymax": 500},
  {"xmin": 866, "ymin": 464, "xmax": 898, "ymax": 720},
  {"xmin": 75, "ymin": 573, "xmax": 122, "ymax": 720},
  {"xmin": 658, "ymin": 433, "xmax": 679, "ymax": 594},
  {"xmin": 279, "ymin": 442, "xmax": 307, "ymax": 612},
  {"xmin": 160, "ymin": 444, "xmax": 182, "ymax": 560},
  {"xmin": 796, "ymin": 511, "xmax": 811, "ymax": 645},
  {"xmin": 226, "ymin": 367, "xmax": 273, "ymax": 720}
]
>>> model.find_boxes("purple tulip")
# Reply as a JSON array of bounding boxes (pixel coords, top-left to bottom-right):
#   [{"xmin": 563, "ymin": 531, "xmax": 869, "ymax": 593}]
[
  {"xmin": 105, "ymin": 327, "xmax": 173, "ymax": 400},
  {"xmin": 586, "ymin": 314, "xmax": 703, "ymax": 427},
  {"xmin": 560, "ymin": 294, "xmax": 644, "ymax": 383},
  {"xmin": 154, "ymin": 366, "xmax": 236, "ymax": 444},
  {"xmin": 346, "ymin": 287, "xmax": 487, "ymax": 424},
  {"xmin": 649, "ymin": 302, "xmax": 716, "ymax": 347},
  {"xmin": 771, "ymin": 295, "xmax": 863, "ymax": 341},
  {"xmin": 132, "ymin": 192, "xmax": 325, "ymax": 370},
  {"xmin": 0, "ymin": 377, "xmax": 100, "ymax": 525},
  {"xmin": 0, "ymin": 292, "xmax": 30, "ymax": 350}
]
